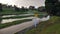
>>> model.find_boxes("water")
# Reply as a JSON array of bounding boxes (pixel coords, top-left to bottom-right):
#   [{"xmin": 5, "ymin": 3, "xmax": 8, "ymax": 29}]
[
  {"xmin": 1, "ymin": 17, "xmax": 34, "ymax": 24},
  {"xmin": 2, "ymin": 14, "xmax": 34, "ymax": 18},
  {"xmin": 1, "ymin": 14, "xmax": 34, "ymax": 23},
  {"xmin": 1, "ymin": 14, "xmax": 50, "ymax": 24}
]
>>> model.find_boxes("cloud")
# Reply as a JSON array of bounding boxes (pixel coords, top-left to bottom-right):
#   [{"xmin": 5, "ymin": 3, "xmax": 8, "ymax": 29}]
[
  {"xmin": 15, "ymin": 0, "xmax": 45, "ymax": 7},
  {"xmin": 0, "ymin": 0, "xmax": 45, "ymax": 7}
]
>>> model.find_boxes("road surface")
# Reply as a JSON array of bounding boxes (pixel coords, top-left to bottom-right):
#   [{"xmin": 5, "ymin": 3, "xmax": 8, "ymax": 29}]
[{"xmin": 0, "ymin": 21, "xmax": 34, "ymax": 34}]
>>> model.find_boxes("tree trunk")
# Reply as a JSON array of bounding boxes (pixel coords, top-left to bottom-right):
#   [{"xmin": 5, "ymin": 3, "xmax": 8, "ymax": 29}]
[{"xmin": 0, "ymin": 14, "xmax": 2, "ymax": 24}]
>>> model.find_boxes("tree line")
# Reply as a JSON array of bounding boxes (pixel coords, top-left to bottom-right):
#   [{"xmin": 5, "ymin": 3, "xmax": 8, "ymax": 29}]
[{"xmin": 0, "ymin": 3, "xmax": 45, "ymax": 12}]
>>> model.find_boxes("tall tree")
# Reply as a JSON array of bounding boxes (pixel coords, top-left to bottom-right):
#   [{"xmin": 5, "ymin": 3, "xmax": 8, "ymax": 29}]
[
  {"xmin": 14, "ymin": 5, "xmax": 20, "ymax": 12},
  {"xmin": 45, "ymin": 0, "xmax": 60, "ymax": 16},
  {"xmin": 38, "ymin": 6, "xmax": 45, "ymax": 12},
  {"xmin": 21, "ymin": 6, "xmax": 25, "ymax": 12},
  {"xmin": 0, "ymin": 3, "xmax": 3, "ymax": 24},
  {"xmin": 29, "ymin": 6, "xmax": 35, "ymax": 10}
]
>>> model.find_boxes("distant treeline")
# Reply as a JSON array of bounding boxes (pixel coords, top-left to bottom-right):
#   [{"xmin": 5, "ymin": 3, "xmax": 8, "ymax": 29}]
[{"xmin": 0, "ymin": 3, "xmax": 46, "ymax": 12}]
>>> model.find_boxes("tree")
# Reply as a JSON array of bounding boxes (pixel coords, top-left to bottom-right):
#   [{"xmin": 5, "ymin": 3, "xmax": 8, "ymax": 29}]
[
  {"xmin": 0, "ymin": 3, "xmax": 3, "ymax": 24},
  {"xmin": 29, "ymin": 6, "xmax": 35, "ymax": 10},
  {"xmin": 24, "ymin": 8, "xmax": 29, "ymax": 12},
  {"xmin": 38, "ymin": 6, "xmax": 45, "ymax": 12},
  {"xmin": 20, "ymin": 6, "xmax": 25, "ymax": 12},
  {"xmin": 14, "ymin": 5, "xmax": 20, "ymax": 11},
  {"xmin": 45, "ymin": 0, "xmax": 60, "ymax": 16},
  {"xmin": 7, "ymin": 5, "xmax": 12, "ymax": 8}
]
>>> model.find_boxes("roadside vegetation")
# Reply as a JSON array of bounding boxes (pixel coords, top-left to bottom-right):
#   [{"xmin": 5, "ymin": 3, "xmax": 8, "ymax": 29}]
[{"xmin": 25, "ymin": 16, "xmax": 60, "ymax": 34}]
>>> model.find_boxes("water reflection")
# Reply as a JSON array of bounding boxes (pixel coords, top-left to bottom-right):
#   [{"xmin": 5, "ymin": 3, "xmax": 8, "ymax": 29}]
[
  {"xmin": 2, "ymin": 14, "xmax": 33, "ymax": 18},
  {"xmin": 1, "ymin": 15, "xmax": 50, "ymax": 24}
]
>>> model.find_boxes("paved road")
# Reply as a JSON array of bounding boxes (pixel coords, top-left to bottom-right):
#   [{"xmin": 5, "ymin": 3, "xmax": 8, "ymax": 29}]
[{"xmin": 0, "ymin": 20, "xmax": 39, "ymax": 34}]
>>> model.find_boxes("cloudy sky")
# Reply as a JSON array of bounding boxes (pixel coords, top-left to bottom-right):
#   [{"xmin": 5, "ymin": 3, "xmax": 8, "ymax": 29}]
[{"xmin": 0, "ymin": 0, "xmax": 45, "ymax": 8}]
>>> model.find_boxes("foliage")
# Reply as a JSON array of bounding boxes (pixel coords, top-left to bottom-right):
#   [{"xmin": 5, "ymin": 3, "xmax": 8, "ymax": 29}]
[
  {"xmin": 0, "ymin": 3, "xmax": 3, "ymax": 24},
  {"xmin": 38, "ymin": 6, "xmax": 46, "ymax": 12},
  {"xmin": 14, "ymin": 5, "xmax": 20, "ymax": 11},
  {"xmin": 29, "ymin": 6, "xmax": 35, "ymax": 10},
  {"xmin": 45, "ymin": 0, "xmax": 60, "ymax": 16}
]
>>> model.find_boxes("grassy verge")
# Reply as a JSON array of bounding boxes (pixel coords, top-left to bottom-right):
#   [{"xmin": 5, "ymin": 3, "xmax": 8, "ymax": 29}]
[
  {"xmin": 2, "ymin": 15, "xmax": 33, "ymax": 19},
  {"xmin": 25, "ymin": 16, "xmax": 60, "ymax": 34},
  {"xmin": 0, "ymin": 19, "xmax": 32, "ymax": 29},
  {"xmin": 1, "ymin": 12, "xmax": 28, "ymax": 15}
]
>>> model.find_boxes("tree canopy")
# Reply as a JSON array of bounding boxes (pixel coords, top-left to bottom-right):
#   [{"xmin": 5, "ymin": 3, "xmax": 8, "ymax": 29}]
[{"xmin": 45, "ymin": 0, "xmax": 60, "ymax": 16}]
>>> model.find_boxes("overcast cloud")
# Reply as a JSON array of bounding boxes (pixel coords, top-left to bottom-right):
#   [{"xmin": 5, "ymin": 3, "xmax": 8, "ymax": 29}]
[{"xmin": 0, "ymin": 0, "xmax": 45, "ymax": 8}]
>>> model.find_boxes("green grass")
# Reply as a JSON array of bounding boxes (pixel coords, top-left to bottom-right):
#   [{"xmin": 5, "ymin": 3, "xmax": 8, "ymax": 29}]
[
  {"xmin": 44, "ymin": 23, "xmax": 60, "ymax": 34},
  {"xmin": 25, "ymin": 16, "xmax": 60, "ymax": 34},
  {"xmin": 1, "ymin": 8, "xmax": 28, "ymax": 15},
  {"xmin": 0, "ymin": 19, "xmax": 32, "ymax": 29},
  {"xmin": 1, "ymin": 11, "xmax": 28, "ymax": 15}
]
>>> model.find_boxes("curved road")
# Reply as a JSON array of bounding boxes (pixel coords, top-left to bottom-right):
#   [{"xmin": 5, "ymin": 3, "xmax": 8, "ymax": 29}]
[{"xmin": 0, "ymin": 21, "xmax": 34, "ymax": 34}]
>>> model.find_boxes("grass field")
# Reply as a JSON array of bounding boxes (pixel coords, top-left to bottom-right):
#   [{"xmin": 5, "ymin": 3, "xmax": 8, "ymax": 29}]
[
  {"xmin": 1, "ymin": 8, "xmax": 29, "ymax": 15},
  {"xmin": 43, "ymin": 23, "xmax": 60, "ymax": 34}
]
